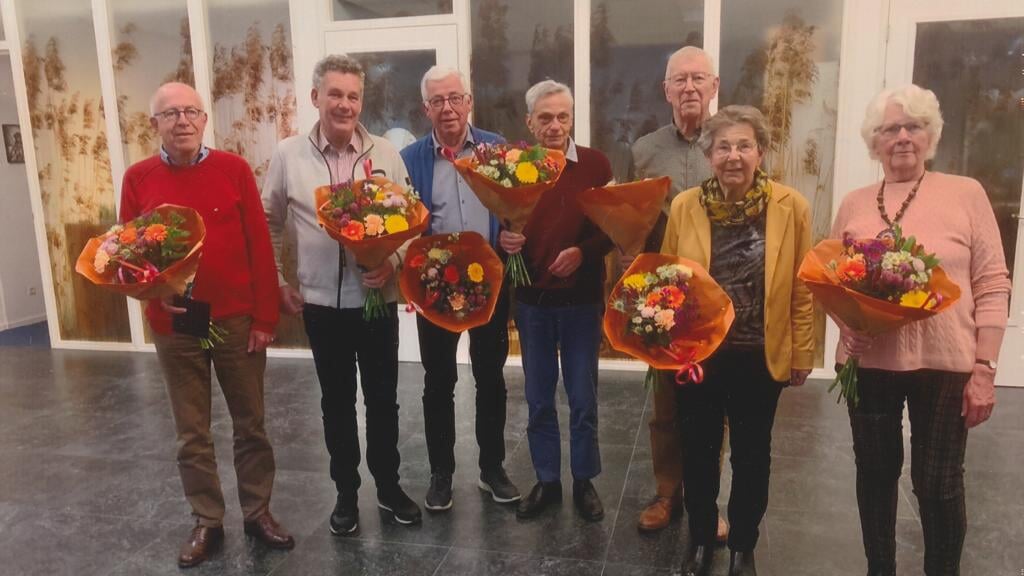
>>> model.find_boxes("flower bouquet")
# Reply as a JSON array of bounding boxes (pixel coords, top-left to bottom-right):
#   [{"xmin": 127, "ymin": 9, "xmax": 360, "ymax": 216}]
[
  {"xmin": 604, "ymin": 253, "xmax": 734, "ymax": 387},
  {"xmin": 577, "ymin": 177, "xmax": 670, "ymax": 257},
  {"xmin": 75, "ymin": 204, "xmax": 205, "ymax": 300},
  {"xmin": 798, "ymin": 225, "xmax": 961, "ymax": 406},
  {"xmin": 398, "ymin": 232, "xmax": 504, "ymax": 332},
  {"xmin": 452, "ymin": 143, "xmax": 566, "ymax": 286},
  {"xmin": 316, "ymin": 175, "xmax": 430, "ymax": 320}
]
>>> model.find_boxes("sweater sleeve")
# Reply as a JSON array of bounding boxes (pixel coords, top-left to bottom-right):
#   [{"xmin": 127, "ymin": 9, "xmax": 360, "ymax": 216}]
[
  {"xmin": 119, "ymin": 170, "xmax": 140, "ymax": 223},
  {"xmin": 965, "ymin": 179, "xmax": 1012, "ymax": 330},
  {"xmin": 577, "ymin": 151, "xmax": 615, "ymax": 260},
  {"xmin": 237, "ymin": 159, "xmax": 280, "ymax": 333},
  {"xmin": 262, "ymin": 144, "xmax": 291, "ymax": 287},
  {"xmin": 790, "ymin": 195, "xmax": 815, "ymax": 370}
]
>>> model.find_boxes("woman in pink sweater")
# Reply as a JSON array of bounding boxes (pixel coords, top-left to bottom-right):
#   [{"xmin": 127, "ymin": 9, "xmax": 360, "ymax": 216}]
[{"xmin": 832, "ymin": 84, "xmax": 1011, "ymax": 576}]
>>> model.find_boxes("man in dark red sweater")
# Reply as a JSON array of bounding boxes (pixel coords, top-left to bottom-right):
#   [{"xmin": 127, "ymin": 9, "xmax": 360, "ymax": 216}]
[
  {"xmin": 500, "ymin": 80, "xmax": 613, "ymax": 522},
  {"xmin": 120, "ymin": 82, "xmax": 293, "ymax": 567}
]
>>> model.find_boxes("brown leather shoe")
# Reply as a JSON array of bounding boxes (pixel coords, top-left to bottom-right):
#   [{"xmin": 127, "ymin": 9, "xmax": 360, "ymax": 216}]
[
  {"xmin": 178, "ymin": 524, "xmax": 224, "ymax": 568},
  {"xmin": 243, "ymin": 512, "xmax": 295, "ymax": 550},
  {"xmin": 637, "ymin": 492, "xmax": 683, "ymax": 532},
  {"xmin": 716, "ymin": 514, "xmax": 730, "ymax": 545}
]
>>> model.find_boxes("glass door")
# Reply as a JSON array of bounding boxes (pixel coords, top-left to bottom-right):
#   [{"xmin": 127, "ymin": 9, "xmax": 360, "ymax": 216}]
[{"xmin": 886, "ymin": 1, "xmax": 1024, "ymax": 387}]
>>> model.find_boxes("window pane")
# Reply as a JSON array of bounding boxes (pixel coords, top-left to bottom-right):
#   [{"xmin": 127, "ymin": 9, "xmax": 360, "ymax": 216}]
[
  {"xmin": 913, "ymin": 18, "xmax": 1024, "ymax": 280},
  {"xmin": 349, "ymin": 50, "xmax": 434, "ymax": 143},
  {"xmin": 333, "ymin": 0, "xmax": 452, "ymax": 21},
  {"xmin": 471, "ymin": 0, "xmax": 573, "ymax": 144},
  {"xmin": 720, "ymin": 0, "xmax": 844, "ymax": 367},
  {"xmin": 110, "ymin": 0, "xmax": 193, "ymax": 168},
  {"xmin": 208, "ymin": 0, "xmax": 306, "ymax": 348},
  {"xmin": 17, "ymin": 0, "xmax": 131, "ymax": 342},
  {"xmin": 590, "ymin": 0, "xmax": 703, "ymax": 183}
]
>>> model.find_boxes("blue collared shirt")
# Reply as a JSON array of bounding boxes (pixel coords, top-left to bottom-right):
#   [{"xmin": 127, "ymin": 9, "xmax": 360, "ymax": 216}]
[
  {"xmin": 429, "ymin": 129, "xmax": 491, "ymax": 238},
  {"xmin": 159, "ymin": 144, "xmax": 210, "ymax": 166}
]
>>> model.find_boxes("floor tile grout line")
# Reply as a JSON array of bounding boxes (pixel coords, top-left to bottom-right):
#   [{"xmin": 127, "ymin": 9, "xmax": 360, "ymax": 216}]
[
  {"xmin": 599, "ymin": 385, "xmax": 653, "ymax": 576},
  {"xmin": 429, "ymin": 545, "xmax": 454, "ymax": 576}
]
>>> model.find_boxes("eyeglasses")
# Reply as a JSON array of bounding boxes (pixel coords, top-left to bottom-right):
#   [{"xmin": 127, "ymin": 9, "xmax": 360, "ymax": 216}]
[
  {"xmin": 711, "ymin": 140, "xmax": 758, "ymax": 158},
  {"xmin": 426, "ymin": 94, "xmax": 470, "ymax": 109},
  {"xmin": 666, "ymin": 73, "xmax": 714, "ymax": 88},
  {"xmin": 153, "ymin": 107, "xmax": 205, "ymax": 123},
  {"xmin": 876, "ymin": 121, "xmax": 926, "ymax": 139}
]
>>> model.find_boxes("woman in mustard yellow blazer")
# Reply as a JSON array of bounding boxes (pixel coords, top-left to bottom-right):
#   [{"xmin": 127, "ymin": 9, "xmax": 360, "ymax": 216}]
[{"xmin": 662, "ymin": 105, "xmax": 814, "ymax": 576}]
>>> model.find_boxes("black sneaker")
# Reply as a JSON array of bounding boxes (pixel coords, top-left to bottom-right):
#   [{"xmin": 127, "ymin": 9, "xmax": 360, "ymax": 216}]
[
  {"xmin": 573, "ymin": 479, "xmax": 604, "ymax": 522},
  {"xmin": 377, "ymin": 485, "xmax": 422, "ymax": 525},
  {"xmin": 424, "ymin": 473, "xmax": 453, "ymax": 512},
  {"xmin": 329, "ymin": 493, "xmax": 359, "ymax": 536},
  {"xmin": 478, "ymin": 466, "xmax": 521, "ymax": 504}
]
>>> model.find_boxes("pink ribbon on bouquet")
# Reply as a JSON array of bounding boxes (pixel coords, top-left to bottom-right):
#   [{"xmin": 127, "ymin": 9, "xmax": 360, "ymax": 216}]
[{"xmin": 666, "ymin": 344, "xmax": 705, "ymax": 385}]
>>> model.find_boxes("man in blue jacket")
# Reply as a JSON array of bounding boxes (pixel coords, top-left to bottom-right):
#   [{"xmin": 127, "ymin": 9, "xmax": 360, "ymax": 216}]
[{"xmin": 401, "ymin": 66, "xmax": 520, "ymax": 512}]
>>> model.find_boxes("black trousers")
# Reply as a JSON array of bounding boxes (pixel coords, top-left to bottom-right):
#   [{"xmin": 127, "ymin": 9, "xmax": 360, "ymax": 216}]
[
  {"xmin": 676, "ymin": 347, "xmax": 784, "ymax": 550},
  {"xmin": 304, "ymin": 303, "xmax": 401, "ymax": 496},
  {"xmin": 417, "ymin": 288, "xmax": 510, "ymax": 475},
  {"xmin": 848, "ymin": 367, "xmax": 970, "ymax": 576}
]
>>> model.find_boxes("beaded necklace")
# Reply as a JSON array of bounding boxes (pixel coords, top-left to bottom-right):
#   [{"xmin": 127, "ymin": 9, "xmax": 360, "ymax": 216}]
[{"xmin": 877, "ymin": 171, "xmax": 926, "ymax": 228}]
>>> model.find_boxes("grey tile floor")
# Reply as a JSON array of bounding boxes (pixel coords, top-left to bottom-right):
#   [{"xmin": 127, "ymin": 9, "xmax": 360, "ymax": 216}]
[{"xmin": 0, "ymin": 346, "xmax": 1021, "ymax": 575}]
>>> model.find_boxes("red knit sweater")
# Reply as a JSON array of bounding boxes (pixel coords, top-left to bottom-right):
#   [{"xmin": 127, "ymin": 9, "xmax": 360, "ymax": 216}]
[
  {"xmin": 120, "ymin": 150, "xmax": 280, "ymax": 335},
  {"xmin": 516, "ymin": 144, "xmax": 614, "ymax": 307}
]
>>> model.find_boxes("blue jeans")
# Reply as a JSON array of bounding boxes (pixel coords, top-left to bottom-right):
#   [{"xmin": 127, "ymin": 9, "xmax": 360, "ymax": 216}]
[{"xmin": 515, "ymin": 301, "xmax": 602, "ymax": 483}]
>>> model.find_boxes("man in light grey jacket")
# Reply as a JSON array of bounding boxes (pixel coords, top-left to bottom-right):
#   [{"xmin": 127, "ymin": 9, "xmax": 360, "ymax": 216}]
[{"xmin": 262, "ymin": 54, "xmax": 420, "ymax": 536}]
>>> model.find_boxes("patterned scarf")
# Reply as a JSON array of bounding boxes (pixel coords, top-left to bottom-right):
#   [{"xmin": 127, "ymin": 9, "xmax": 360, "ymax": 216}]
[{"xmin": 698, "ymin": 168, "xmax": 772, "ymax": 226}]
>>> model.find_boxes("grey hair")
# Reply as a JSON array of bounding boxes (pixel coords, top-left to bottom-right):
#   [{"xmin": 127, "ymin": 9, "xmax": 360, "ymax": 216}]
[
  {"xmin": 665, "ymin": 45, "xmax": 717, "ymax": 79},
  {"xmin": 697, "ymin": 105, "xmax": 771, "ymax": 156},
  {"xmin": 312, "ymin": 54, "xmax": 365, "ymax": 91},
  {"xmin": 149, "ymin": 82, "xmax": 204, "ymax": 116},
  {"xmin": 420, "ymin": 66, "xmax": 470, "ymax": 101},
  {"xmin": 525, "ymin": 80, "xmax": 573, "ymax": 114},
  {"xmin": 860, "ymin": 84, "xmax": 944, "ymax": 160}
]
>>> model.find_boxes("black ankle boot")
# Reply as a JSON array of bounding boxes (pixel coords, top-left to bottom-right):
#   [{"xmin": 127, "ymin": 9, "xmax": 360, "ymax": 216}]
[
  {"xmin": 728, "ymin": 550, "xmax": 756, "ymax": 575},
  {"xmin": 681, "ymin": 544, "xmax": 712, "ymax": 576}
]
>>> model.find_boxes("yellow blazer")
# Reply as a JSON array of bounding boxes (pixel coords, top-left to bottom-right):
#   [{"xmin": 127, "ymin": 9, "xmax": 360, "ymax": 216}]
[{"xmin": 661, "ymin": 181, "xmax": 815, "ymax": 381}]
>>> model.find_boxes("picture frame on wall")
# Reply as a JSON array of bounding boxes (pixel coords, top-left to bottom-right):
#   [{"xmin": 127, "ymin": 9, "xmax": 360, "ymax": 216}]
[{"xmin": 4, "ymin": 124, "xmax": 25, "ymax": 164}]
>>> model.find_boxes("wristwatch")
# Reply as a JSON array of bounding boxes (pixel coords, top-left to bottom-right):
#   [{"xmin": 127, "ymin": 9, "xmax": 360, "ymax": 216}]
[{"xmin": 975, "ymin": 359, "xmax": 997, "ymax": 370}]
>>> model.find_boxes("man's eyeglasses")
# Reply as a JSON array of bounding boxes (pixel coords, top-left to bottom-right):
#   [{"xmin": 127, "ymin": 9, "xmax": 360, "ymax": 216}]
[
  {"xmin": 666, "ymin": 73, "xmax": 714, "ymax": 88},
  {"xmin": 426, "ymin": 94, "xmax": 470, "ymax": 109},
  {"xmin": 153, "ymin": 107, "xmax": 205, "ymax": 123},
  {"xmin": 875, "ymin": 121, "xmax": 927, "ymax": 139}
]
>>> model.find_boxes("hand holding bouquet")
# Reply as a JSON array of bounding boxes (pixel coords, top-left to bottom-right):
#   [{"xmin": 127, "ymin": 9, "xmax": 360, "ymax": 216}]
[
  {"xmin": 452, "ymin": 143, "xmax": 566, "ymax": 286},
  {"xmin": 605, "ymin": 253, "xmax": 734, "ymax": 387},
  {"xmin": 316, "ymin": 175, "xmax": 429, "ymax": 320},
  {"xmin": 75, "ymin": 204, "xmax": 205, "ymax": 300},
  {"xmin": 798, "ymin": 225, "xmax": 961, "ymax": 406},
  {"xmin": 399, "ymin": 232, "xmax": 504, "ymax": 332}
]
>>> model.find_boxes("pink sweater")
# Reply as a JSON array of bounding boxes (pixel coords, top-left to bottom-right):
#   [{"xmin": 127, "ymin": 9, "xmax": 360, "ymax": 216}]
[{"xmin": 831, "ymin": 171, "xmax": 1011, "ymax": 372}]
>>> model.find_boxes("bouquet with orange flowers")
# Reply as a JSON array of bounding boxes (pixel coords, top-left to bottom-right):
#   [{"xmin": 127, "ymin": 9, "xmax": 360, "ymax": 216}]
[
  {"xmin": 75, "ymin": 204, "xmax": 205, "ymax": 300},
  {"xmin": 452, "ymin": 143, "xmax": 566, "ymax": 286},
  {"xmin": 316, "ymin": 175, "xmax": 430, "ymax": 320},
  {"xmin": 798, "ymin": 225, "xmax": 961, "ymax": 406},
  {"xmin": 577, "ymin": 177, "xmax": 670, "ymax": 257},
  {"xmin": 605, "ymin": 253, "xmax": 734, "ymax": 387},
  {"xmin": 399, "ymin": 232, "xmax": 504, "ymax": 332}
]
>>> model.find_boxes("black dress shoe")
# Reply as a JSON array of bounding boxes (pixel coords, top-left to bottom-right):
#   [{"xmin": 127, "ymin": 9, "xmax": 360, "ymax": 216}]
[
  {"xmin": 572, "ymin": 479, "xmax": 604, "ymax": 521},
  {"xmin": 329, "ymin": 494, "xmax": 359, "ymax": 536},
  {"xmin": 728, "ymin": 550, "xmax": 757, "ymax": 576},
  {"xmin": 515, "ymin": 481, "xmax": 562, "ymax": 519},
  {"xmin": 681, "ymin": 544, "xmax": 712, "ymax": 576}
]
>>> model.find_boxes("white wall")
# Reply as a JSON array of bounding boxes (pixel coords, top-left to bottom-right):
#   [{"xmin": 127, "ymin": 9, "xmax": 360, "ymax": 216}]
[{"xmin": 0, "ymin": 55, "xmax": 45, "ymax": 330}]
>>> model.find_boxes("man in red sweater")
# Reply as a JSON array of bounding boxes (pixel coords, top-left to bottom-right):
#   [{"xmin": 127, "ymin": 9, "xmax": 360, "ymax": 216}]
[
  {"xmin": 500, "ymin": 80, "xmax": 613, "ymax": 522},
  {"xmin": 120, "ymin": 82, "xmax": 293, "ymax": 568}
]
